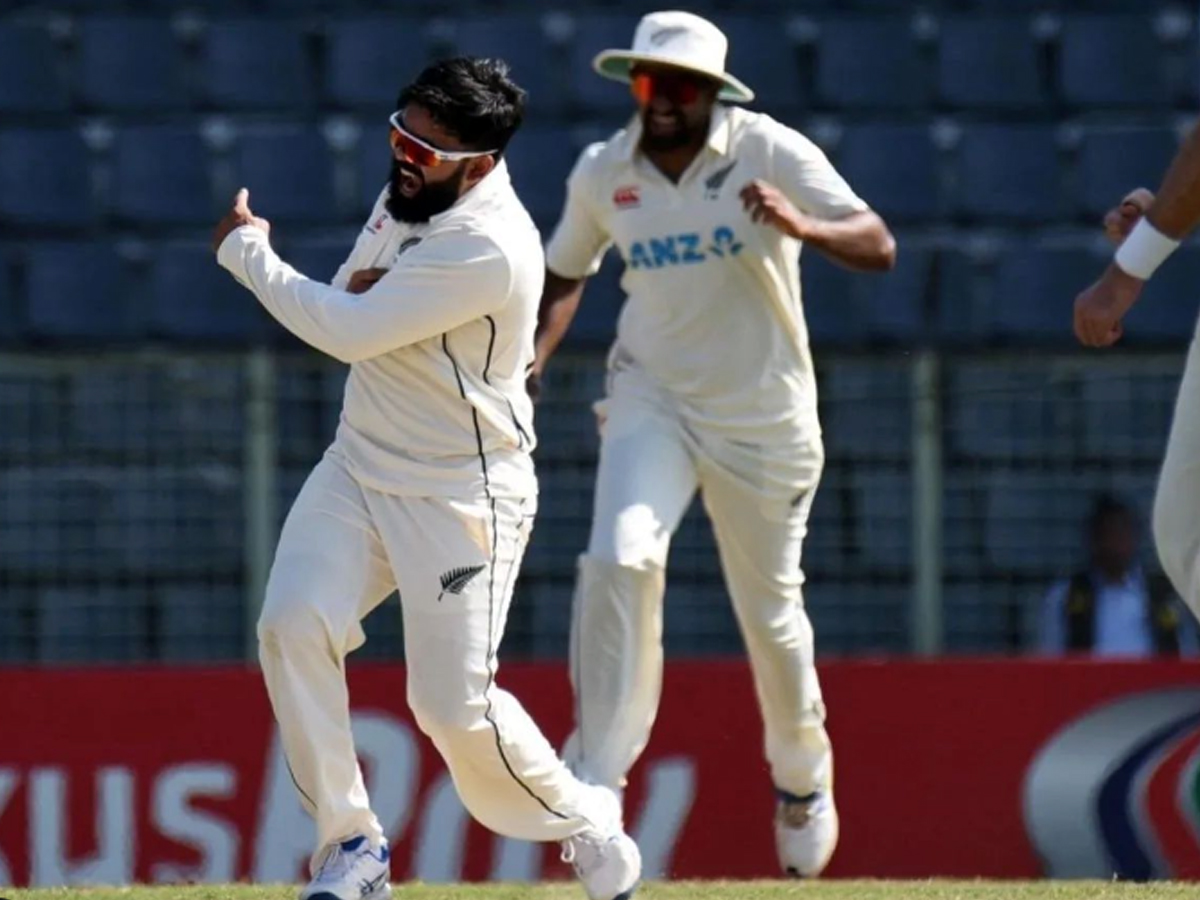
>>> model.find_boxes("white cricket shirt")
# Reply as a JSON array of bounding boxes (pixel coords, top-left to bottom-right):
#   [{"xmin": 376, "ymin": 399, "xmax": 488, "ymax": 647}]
[
  {"xmin": 546, "ymin": 105, "xmax": 868, "ymax": 435},
  {"xmin": 218, "ymin": 161, "xmax": 541, "ymax": 500}
]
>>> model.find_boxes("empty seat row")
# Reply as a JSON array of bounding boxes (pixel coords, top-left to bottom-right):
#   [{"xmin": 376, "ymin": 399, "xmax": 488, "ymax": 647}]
[
  {"xmin": 0, "ymin": 12, "xmax": 1193, "ymax": 115},
  {"xmin": 1, "ymin": 121, "xmax": 1180, "ymax": 230},
  {"xmin": 1, "ymin": 237, "xmax": 1196, "ymax": 347}
]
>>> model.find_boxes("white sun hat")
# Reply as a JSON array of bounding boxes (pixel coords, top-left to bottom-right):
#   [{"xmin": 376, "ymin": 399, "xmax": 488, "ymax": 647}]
[{"xmin": 592, "ymin": 10, "xmax": 755, "ymax": 104}]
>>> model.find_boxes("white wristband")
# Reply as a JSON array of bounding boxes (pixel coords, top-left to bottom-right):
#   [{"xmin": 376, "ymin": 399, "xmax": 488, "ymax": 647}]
[{"xmin": 1114, "ymin": 218, "xmax": 1180, "ymax": 280}]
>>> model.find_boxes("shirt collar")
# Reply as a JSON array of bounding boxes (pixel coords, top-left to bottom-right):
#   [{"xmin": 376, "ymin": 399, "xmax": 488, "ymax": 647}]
[{"xmin": 618, "ymin": 104, "xmax": 734, "ymax": 164}]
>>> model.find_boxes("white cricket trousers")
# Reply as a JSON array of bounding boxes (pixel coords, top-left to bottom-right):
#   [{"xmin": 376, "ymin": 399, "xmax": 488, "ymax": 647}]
[
  {"xmin": 563, "ymin": 370, "xmax": 832, "ymax": 800},
  {"xmin": 258, "ymin": 452, "xmax": 613, "ymax": 865},
  {"xmin": 1154, "ymin": 329, "xmax": 1200, "ymax": 621}
]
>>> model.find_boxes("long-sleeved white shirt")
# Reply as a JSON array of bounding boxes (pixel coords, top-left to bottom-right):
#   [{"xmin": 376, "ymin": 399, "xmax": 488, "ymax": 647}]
[{"xmin": 218, "ymin": 161, "xmax": 541, "ymax": 499}]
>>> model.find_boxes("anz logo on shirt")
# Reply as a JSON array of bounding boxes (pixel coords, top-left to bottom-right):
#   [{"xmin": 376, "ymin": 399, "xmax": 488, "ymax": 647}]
[{"xmin": 625, "ymin": 226, "xmax": 745, "ymax": 270}]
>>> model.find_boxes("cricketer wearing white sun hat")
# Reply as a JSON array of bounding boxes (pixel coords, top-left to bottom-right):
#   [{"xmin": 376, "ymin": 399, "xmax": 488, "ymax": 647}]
[{"xmin": 591, "ymin": 10, "xmax": 756, "ymax": 104}]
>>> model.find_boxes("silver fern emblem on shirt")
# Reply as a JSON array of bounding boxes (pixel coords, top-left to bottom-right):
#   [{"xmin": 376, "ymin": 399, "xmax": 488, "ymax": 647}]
[{"xmin": 438, "ymin": 565, "xmax": 486, "ymax": 601}]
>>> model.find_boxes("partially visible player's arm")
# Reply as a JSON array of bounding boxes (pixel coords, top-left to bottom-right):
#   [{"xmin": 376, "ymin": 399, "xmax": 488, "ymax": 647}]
[
  {"xmin": 532, "ymin": 146, "xmax": 612, "ymax": 395},
  {"xmin": 759, "ymin": 126, "xmax": 896, "ymax": 272},
  {"xmin": 1075, "ymin": 120, "xmax": 1200, "ymax": 347},
  {"xmin": 217, "ymin": 222, "xmax": 510, "ymax": 364},
  {"xmin": 742, "ymin": 185, "xmax": 895, "ymax": 272},
  {"xmin": 1142, "ymin": 119, "xmax": 1200, "ymax": 239},
  {"xmin": 533, "ymin": 271, "xmax": 588, "ymax": 377}
]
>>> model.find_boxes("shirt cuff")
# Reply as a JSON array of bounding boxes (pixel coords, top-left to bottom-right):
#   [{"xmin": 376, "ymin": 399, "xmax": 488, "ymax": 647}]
[{"xmin": 216, "ymin": 224, "xmax": 270, "ymax": 284}]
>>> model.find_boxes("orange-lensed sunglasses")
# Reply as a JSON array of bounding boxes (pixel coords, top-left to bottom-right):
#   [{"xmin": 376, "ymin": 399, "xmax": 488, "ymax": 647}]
[
  {"xmin": 630, "ymin": 71, "xmax": 705, "ymax": 106},
  {"xmin": 388, "ymin": 111, "xmax": 497, "ymax": 169}
]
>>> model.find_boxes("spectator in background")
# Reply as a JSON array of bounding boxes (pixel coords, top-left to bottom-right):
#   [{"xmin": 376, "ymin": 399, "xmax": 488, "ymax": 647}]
[{"xmin": 1038, "ymin": 494, "xmax": 1193, "ymax": 657}]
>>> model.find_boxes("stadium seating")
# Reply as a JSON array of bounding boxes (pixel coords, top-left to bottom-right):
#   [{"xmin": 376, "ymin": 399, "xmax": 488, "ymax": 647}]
[
  {"xmin": 504, "ymin": 125, "xmax": 580, "ymax": 227},
  {"xmin": 715, "ymin": 15, "xmax": 805, "ymax": 115},
  {"xmin": 110, "ymin": 125, "xmax": 214, "ymax": 226},
  {"xmin": 0, "ymin": 373, "xmax": 65, "ymax": 461},
  {"xmin": 76, "ymin": 17, "xmax": 187, "ymax": 111},
  {"xmin": 568, "ymin": 13, "xmax": 642, "ymax": 113},
  {"xmin": 1075, "ymin": 124, "xmax": 1178, "ymax": 220},
  {"xmin": 0, "ymin": 22, "xmax": 68, "ymax": 113},
  {"xmin": 814, "ymin": 17, "xmax": 929, "ymax": 110},
  {"xmin": 158, "ymin": 585, "xmax": 245, "ymax": 662},
  {"xmin": 147, "ymin": 243, "xmax": 276, "ymax": 342},
  {"xmin": 991, "ymin": 244, "xmax": 1097, "ymax": 342},
  {"xmin": 24, "ymin": 243, "xmax": 138, "ymax": 340},
  {"xmin": 0, "ymin": 466, "xmax": 111, "ymax": 577},
  {"xmin": 325, "ymin": 18, "xmax": 434, "ymax": 110},
  {"xmin": 37, "ymin": 587, "xmax": 150, "ymax": 663},
  {"xmin": 0, "ymin": 128, "xmax": 95, "ymax": 227},
  {"xmin": 231, "ymin": 125, "xmax": 337, "ymax": 224},
  {"xmin": 937, "ymin": 17, "xmax": 1046, "ymax": 111},
  {"xmin": 200, "ymin": 19, "xmax": 312, "ymax": 111},
  {"xmin": 983, "ymin": 470, "xmax": 1106, "ymax": 575},
  {"xmin": 818, "ymin": 360, "xmax": 912, "ymax": 462},
  {"xmin": 953, "ymin": 125, "xmax": 1064, "ymax": 223},
  {"xmin": 1059, "ymin": 16, "xmax": 1168, "ymax": 108},
  {"xmin": 835, "ymin": 124, "xmax": 939, "ymax": 222},
  {"xmin": 447, "ymin": 15, "xmax": 564, "ymax": 114}
]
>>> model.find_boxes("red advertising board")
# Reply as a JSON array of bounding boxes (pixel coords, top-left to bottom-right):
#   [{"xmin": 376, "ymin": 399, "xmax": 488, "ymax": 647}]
[{"xmin": 2, "ymin": 659, "xmax": 1200, "ymax": 887}]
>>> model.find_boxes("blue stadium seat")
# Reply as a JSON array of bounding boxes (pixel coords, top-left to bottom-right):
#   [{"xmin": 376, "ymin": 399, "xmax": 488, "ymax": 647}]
[
  {"xmin": 937, "ymin": 17, "xmax": 1046, "ymax": 110},
  {"xmin": 0, "ymin": 467, "xmax": 111, "ymax": 577},
  {"xmin": 100, "ymin": 466, "xmax": 242, "ymax": 575},
  {"xmin": 945, "ymin": 360, "xmax": 1079, "ymax": 461},
  {"xmin": 284, "ymin": 235, "xmax": 354, "ymax": 284},
  {"xmin": 0, "ymin": 373, "xmax": 65, "ymax": 460},
  {"xmin": 802, "ymin": 250, "xmax": 857, "ymax": 344},
  {"xmin": 0, "ymin": 129, "xmax": 96, "ymax": 227},
  {"xmin": 1076, "ymin": 124, "xmax": 1177, "ymax": 220},
  {"xmin": 984, "ymin": 471, "xmax": 1105, "ymax": 575},
  {"xmin": 0, "ymin": 253, "xmax": 18, "ymax": 342},
  {"xmin": 992, "ymin": 245, "xmax": 1096, "ymax": 341},
  {"xmin": 0, "ymin": 588, "xmax": 36, "ymax": 664},
  {"xmin": 1077, "ymin": 362, "xmax": 1176, "ymax": 462},
  {"xmin": 449, "ymin": 16, "xmax": 563, "ymax": 114},
  {"xmin": 836, "ymin": 124, "xmax": 939, "ymax": 222},
  {"xmin": 148, "ymin": 243, "xmax": 275, "ymax": 342},
  {"xmin": 1059, "ymin": 16, "xmax": 1167, "ymax": 108},
  {"xmin": 159, "ymin": 586, "xmax": 244, "ymax": 662},
  {"xmin": 0, "ymin": 23, "xmax": 68, "ymax": 113},
  {"xmin": 942, "ymin": 585, "xmax": 1018, "ymax": 653},
  {"xmin": 37, "ymin": 587, "xmax": 151, "ymax": 663},
  {"xmin": 200, "ymin": 20, "xmax": 311, "ymax": 111},
  {"xmin": 570, "ymin": 250, "xmax": 625, "ymax": 347},
  {"xmin": 569, "ymin": 14, "xmax": 641, "ymax": 112},
  {"xmin": 232, "ymin": 125, "xmax": 336, "ymax": 224},
  {"xmin": 819, "ymin": 360, "xmax": 912, "ymax": 461},
  {"xmin": 1125, "ymin": 245, "xmax": 1200, "ymax": 342},
  {"xmin": 325, "ymin": 18, "xmax": 433, "ymax": 110},
  {"xmin": 111, "ymin": 125, "xmax": 213, "ymax": 225},
  {"xmin": 357, "ymin": 125, "xmax": 392, "ymax": 217},
  {"xmin": 505, "ymin": 126, "xmax": 579, "ymax": 228},
  {"xmin": 804, "ymin": 242, "xmax": 931, "ymax": 345},
  {"xmin": 76, "ymin": 17, "xmax": 186, "ymax": 111},
  {"xmin": 935, "ymin": 246, "xmax": 981, "ymax": 341},
  {"xmin": 954, "ymin": 125, "xmax": 1064, "ymax": 223},
  {"xmin": 715, "ymin": 15, "xmax": 804, "ymax": 114},
  {"xmin": 851, "ymin": 469, "xmax": 913, "ymax": 573},
  {"xmin": 522, "ymin": 464, "xmax": 594, "ymax": 578},
  {"xmin": 815, "ymin": 18, "xmax": 929, "ymax": 110},
  {"xmin": 805, "ymin": 582, "xmax": 908, "ymax": 655},
  {"xmin": 24, "ymin": 243, "xmax": 139, "ymax": 340}
]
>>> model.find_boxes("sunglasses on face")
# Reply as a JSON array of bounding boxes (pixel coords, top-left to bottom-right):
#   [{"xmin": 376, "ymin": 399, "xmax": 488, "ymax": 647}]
[
  {"xmin": 630, "ymin": 71, "xmax": 706, "ymax": 107},
  {"xmin": 388, "ymin": 111, "xmax": 497, "ymax": 169}
]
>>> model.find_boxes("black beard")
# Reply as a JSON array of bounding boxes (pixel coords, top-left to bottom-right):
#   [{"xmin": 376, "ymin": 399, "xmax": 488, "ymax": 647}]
[
  {"xmin": 639, "ymin": 109, "xmax": 698, "ymax": 152},
  {"xmin": 385, "ymin": 159, "xmax": 466, "ymax": 224}
]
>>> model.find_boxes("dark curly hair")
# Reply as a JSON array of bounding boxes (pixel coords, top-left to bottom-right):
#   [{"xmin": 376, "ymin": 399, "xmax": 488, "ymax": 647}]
[{"xmin": 396, "ymin": 57, "xmax": 526, "ymax": 156}]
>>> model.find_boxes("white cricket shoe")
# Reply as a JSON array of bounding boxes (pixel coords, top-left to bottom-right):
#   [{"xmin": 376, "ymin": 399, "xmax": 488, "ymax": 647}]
[
  {"xmin": 300, "ymin": 835, "xmax": 391, "ymax": 900},
  {"xmin": 562, "ymin": 787, "xmax": 641, "ymax": 900},
  {"xmin": 775, "ymin": 791, "xmax": 839, "ymax": 878}
]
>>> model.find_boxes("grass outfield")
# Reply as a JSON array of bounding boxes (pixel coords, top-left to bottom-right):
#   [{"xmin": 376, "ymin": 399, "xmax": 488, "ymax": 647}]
[{"xmin": 3, "ymin": 883, "xmax": 1198, "ymax": 900}]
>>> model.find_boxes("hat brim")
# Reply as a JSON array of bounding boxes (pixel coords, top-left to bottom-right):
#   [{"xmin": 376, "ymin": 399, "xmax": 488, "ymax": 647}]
[{"xmin": 592, "ymin": 50, "xmax": 755, "ymax": 104}]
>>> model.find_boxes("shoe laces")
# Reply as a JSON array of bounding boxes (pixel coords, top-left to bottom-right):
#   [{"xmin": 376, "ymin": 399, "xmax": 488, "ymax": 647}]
[
  {"xmin": 561, "ymin": 830, "xmax": 607, "ymax": 874},
  {"xmin": 312, "ymin": 843, "xmax": 354, "ymax": 884}
]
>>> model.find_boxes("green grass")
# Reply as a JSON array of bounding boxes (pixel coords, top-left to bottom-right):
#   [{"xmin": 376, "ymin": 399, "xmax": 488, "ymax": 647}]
[{"xmin": 3, "ymin": 883, "xmax": 1199, "ymax": 900}]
